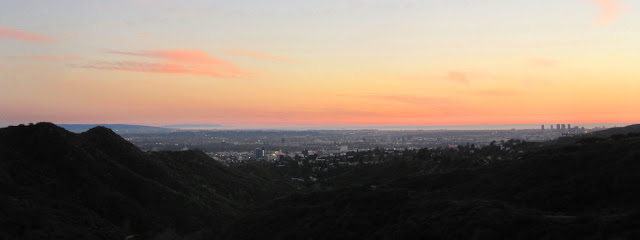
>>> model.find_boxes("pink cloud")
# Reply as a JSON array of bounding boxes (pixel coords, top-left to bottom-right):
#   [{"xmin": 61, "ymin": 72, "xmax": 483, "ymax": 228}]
[
  {"xmin": 225, "ymin": 49, "xmax": 296, "ymax": 62},
  {"xmin": 590, "ymin": 0, "xmax": 623, "ymax": 26},
  {"xmin": 71, "ymin": 61, "xmax": 244, "ymax": 78},
  {"xmin": 137, "ymin": 34, "xmax": 150, "ymax": 38},
  {"xmin": 108, "ymin": 50, "xmax": 231, "ymax": 65},
  {"xmin": 73, "ymin": 49, "xmax": 251, "ymax": 78},
  {"xmin": 0, "ymin": 26, "xmax": 56, "ymax": 43}
]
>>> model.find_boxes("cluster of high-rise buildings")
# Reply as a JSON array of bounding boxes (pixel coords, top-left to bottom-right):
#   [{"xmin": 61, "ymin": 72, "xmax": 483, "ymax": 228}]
[{"xmin": 541, "ymin": 124, "xmax": 584, "ymax": 132}]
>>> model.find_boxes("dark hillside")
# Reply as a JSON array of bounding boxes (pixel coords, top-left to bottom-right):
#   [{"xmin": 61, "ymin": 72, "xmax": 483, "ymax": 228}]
[
  {"xmin": 0, "ymin": 123, "xmax": 295, "ymax": 239},
  {"xmin": 222, "ymin": 133, "xmax": 640, "ymax": 239},
  {"xmin": 3, "ymin": 123, "xmax": 640, "ymax": 239}
]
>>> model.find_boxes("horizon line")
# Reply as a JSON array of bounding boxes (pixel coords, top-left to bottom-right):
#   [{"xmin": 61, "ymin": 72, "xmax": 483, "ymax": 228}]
[{"xmin": 2, "ymin": 122, "xmax": 636, "ymax": 130}]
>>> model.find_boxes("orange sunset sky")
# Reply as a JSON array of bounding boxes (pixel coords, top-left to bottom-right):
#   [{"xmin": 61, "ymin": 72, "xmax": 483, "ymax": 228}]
[{"xmin": 1, "ymin": 0, "xmax": 639, "ymax": 127}]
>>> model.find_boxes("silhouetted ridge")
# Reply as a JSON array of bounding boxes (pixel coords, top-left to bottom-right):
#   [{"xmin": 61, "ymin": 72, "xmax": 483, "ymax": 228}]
[
  {"xmin": 4, "ymin": 123, "xmax": 640, "ymax": 239},
  {"xmin": 81, "ymin": 126, "xmax": 133, "ymax": 145},
  {"xmin": 0, "ymin": 123, "xmax": 296, "ymax": 239},
  {"xmin": 79, "ymin": 126, "xmax": 146, "ymax": 166},
  {"xmin": 1, "ymin": 122, "xmax": 76, "ymax": 145}
]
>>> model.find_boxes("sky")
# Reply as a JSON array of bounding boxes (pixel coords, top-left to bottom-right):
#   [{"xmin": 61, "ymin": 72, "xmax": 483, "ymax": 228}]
[{"xmin": 1, "ymin": 0, "xmax": 639, "ymax": 127}]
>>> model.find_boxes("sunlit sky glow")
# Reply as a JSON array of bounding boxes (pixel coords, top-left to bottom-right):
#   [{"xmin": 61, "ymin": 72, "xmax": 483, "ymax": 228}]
[{"xmin": 1, "ymin": 0, "xmax": 639, "ymax": 127}]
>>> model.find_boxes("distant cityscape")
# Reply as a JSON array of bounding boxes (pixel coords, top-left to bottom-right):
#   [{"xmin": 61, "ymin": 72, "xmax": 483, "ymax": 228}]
[{"xmin": 110, "ymin": 123, "xmax": 620, "ymax": 165}]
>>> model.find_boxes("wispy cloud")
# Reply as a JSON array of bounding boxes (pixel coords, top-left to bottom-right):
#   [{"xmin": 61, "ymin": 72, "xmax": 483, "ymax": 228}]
[
  {"xmin": 73, "ymin": 49, "xmax": 252, "ymax": 78},
  {"xmin": 7, "ymin": 55, "xmax": 82, "ymax": 62},
  {"xmin": 71, "ymin": 61, "xmax": 211, "ymax": 76},
  {"xmin": 446, "ymin": 71, "xmax": 469, "ymax": 84},
  {"xmin": 590, "ymin": 0, "xmax": 623, "ymax": 26},
  {"xmin": 107, "ymin": 50, "xmax": 235, "ymax": 65},
  {"xmin": 225, "ymin": 49, "xmax": 297, "ymax": 62},
  {"xmin": 137, "ymin": 34, "xmax": 150, "ymax": 38},
  {"xmin": 0, "ymin": 26, "xmax": 56, "ymax": 43}
]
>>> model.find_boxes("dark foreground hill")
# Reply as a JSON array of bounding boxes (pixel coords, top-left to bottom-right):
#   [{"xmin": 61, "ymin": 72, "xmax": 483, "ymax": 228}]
[
  {"xmin": 222, "ymin": 133, "xmax": 640, "ymax": 239},
  {"xmin": 2, "ymin": 123, "xmax": 640, "ymax": 239},
  {"xmin": 0, "ymin": 123, "xmax": 294, "ymax": 239}
]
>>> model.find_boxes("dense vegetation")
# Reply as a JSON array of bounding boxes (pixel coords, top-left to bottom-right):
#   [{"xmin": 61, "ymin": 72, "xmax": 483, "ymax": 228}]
[{"xmin": 1, "ymin": 122, "xmax": 639, "ymax": 239}]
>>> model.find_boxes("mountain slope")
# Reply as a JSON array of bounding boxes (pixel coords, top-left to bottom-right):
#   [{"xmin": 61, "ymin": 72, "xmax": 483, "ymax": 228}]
[{"xmin": 0, "ymin": 123, "xmax": 294, "ymax": 239}]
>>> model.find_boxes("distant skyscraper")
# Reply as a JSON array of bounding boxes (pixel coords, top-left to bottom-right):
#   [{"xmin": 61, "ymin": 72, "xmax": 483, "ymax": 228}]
[
  {"xmin": 561, "ymin": 124, "xmax": 566, "ymax": 130},
  {"xmin": 557, "ymin": 124, "xmax": 561, "ymax": 130},
  {"xmin": 302, "ymin": 148, "xmax": 309, "ymax": 157},
  {"xmin": 550, "ymin": 125, "xmax": 554, "ymax": 130},
  {"xmin": 568, "ymin": 124, "xmax": 571, "ymax": 129},
  {"xmin": 541, "ymin": 125, "xmax": 545, "ymax": 131},
  {"xmin": 281, "ymin": 138, "xmax": 285, "ymax": 144}
]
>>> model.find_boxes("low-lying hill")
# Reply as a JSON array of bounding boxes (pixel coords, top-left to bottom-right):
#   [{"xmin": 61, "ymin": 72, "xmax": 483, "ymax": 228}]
[{"xmin": 0, "ymin": 123, "xmax": 295, "ymax": 239}]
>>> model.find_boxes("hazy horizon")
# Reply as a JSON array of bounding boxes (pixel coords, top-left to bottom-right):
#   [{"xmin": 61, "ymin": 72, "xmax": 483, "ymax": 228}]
[{"xmin": 4, "ymin": 122, "xmax": 634, "ymax": 131}]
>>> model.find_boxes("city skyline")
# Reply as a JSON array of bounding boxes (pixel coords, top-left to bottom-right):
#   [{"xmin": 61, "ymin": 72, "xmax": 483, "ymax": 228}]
[{"xmin": 1, "ymin": 0, "xmax": 639, "ymax": 127}]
